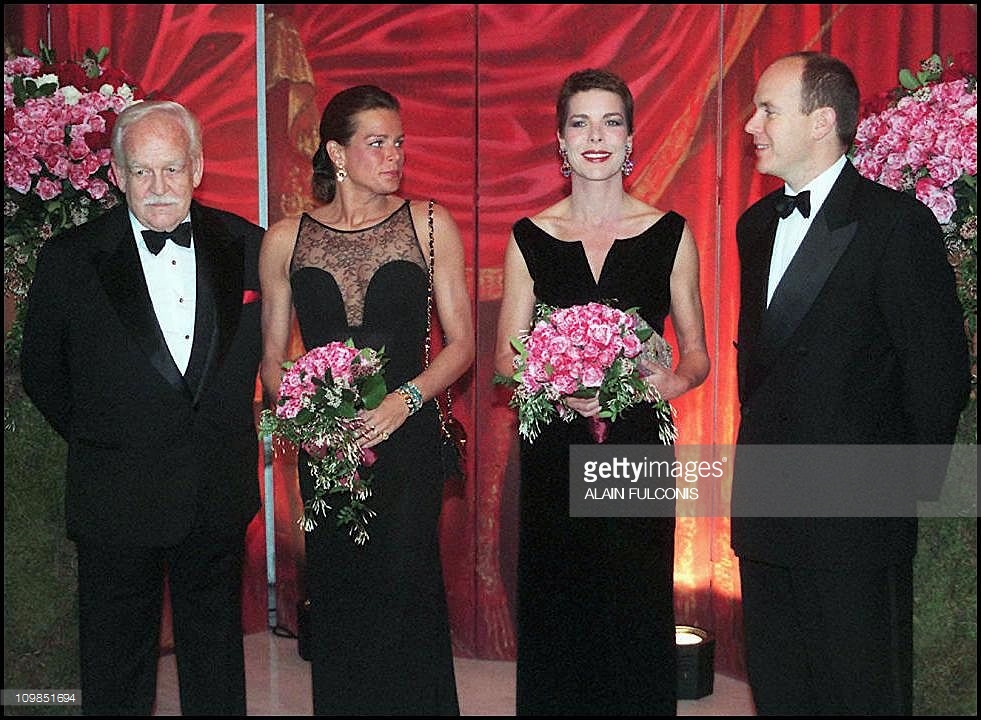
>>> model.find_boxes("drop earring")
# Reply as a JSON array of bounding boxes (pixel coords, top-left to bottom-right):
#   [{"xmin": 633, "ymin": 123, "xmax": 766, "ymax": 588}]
[
  {"xmin": 336, "ymin": 164, "xmax": 348, "ymax": 182},
  {"xmin": 559, "ymin": 148, "xmax": 571, "ymax": 178},
  {"xmin": 621, "ymin": 145, "xmax": 634, "ymax": 176}
]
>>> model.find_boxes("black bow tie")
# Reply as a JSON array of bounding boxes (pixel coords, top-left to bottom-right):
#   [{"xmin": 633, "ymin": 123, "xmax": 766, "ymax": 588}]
[
  {"xmin": 774, "ymin": 190, "xmax": 811, "ymax": 219},
  {"xmin": 142, "ymin": 222, "xmax": 192, "ymax": 255}
]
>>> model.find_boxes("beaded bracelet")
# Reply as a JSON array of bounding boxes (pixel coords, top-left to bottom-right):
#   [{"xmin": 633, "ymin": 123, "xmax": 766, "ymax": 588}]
[{"xmin": 395, "ymin": 382, "xmax": 424, "ymax": 415}]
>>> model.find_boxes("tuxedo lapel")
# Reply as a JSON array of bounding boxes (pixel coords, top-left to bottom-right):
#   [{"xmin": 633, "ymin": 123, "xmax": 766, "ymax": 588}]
[
  {"xmin": 186, "ymin": 203, "xmax": 244, "ymax": 405},
  {"xmin": 736, "ymin": 200, "xmax": 778, "ymax": 392},
  {"xmin": 756, "ymin": 166, "xmax": 860, "ymax": 361},
  {"xmin": 182, "ymin": 252, "xmax": 215, "ymax": 402},
  {"xmin": 758, "ymin": 216, "xmax": 857, "ymax": 354},
  {"xmin": 742, "ymin": 209, "xmax": 779, "ymax": 344},
  {"xmin": 97, "ymin": 210, "xmax": 187, "ymax": 395}
]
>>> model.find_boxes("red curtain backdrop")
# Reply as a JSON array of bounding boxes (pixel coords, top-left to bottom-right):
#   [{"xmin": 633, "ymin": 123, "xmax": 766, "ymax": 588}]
[{"xmin": 5, "ymin": 3, "xmax": 976, "ymax": 678}]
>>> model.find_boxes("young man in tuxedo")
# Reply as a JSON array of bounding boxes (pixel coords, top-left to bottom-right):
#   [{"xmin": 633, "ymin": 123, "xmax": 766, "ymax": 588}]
[
  {"xmin": 21, "ymin": 100, "xmax": 264, "ymax": 715},
  {"xmin": 731, "ymin": 52, "xmax": 970, "ymax": 715}
]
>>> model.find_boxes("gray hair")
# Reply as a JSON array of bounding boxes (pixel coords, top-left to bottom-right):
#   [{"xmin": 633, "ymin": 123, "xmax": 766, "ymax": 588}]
[{"xmin": 111, "ymin": 100, "xmax": 203, "ymax": 162}]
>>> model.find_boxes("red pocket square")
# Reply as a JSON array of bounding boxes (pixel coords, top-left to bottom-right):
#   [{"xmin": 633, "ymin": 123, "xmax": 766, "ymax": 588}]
[{"xmin": 242, "ymin": 289, "xmax": 261, "ymax": 304}]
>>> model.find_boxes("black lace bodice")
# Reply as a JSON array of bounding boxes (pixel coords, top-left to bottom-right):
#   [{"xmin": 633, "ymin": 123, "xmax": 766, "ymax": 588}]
[{"xmin": 290, "ymin": 200, "xmax": 428, "ymax": 388}]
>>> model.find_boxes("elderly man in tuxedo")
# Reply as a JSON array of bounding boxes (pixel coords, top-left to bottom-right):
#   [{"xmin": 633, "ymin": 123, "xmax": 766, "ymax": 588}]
[
  {"xmin": 731, "ymin": 52, "xmax": 970, "ymax": 715},
  {"xmin": 21, "ymin": 100, "xmax": 263, "ymax": 715}
]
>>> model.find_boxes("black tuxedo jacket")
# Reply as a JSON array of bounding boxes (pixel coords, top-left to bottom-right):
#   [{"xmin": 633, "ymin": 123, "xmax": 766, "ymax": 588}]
[
  {"xmin": 21, "ymin": 201, "xmax": 264, "ymax": 547},
  {"xmin": 731, "ymin": 161, "xmax": 970, "ymax": 568}
]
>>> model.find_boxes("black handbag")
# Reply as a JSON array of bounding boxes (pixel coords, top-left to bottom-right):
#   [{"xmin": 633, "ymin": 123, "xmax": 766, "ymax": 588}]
[
  {"xmin": 439, "ymin": 413, "xmax": 467, "ymax": 481},
  {"xmin": 425, "ymin": 200, "xmax": 467, "ymax": 483}
]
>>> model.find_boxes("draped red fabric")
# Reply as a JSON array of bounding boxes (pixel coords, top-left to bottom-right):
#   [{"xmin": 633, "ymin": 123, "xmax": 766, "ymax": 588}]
[{"xmin": 6, "ymin": 3, "xmax": 976, "ymax": 678}]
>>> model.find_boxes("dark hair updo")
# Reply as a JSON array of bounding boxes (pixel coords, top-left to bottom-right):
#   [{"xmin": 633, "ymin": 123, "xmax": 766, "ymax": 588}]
[{"xmin": 312, "ymin": 84, "xmax": 401, "ymax": 203}]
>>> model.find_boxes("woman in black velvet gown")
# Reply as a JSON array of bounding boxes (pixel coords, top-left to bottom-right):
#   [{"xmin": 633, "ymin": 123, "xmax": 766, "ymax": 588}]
[
  {"xmin": 260, "ymin": 85, "xmax": 473, "ymax": 715},
  {"xmin": 495, "ymin": 69, "xmax": 710, "ymax": 716}
]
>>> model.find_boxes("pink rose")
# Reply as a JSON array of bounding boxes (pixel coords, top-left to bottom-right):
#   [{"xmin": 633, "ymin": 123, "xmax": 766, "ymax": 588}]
[
  {"xmin": 580, "ymin": 365, "xmax": 604, "ymax": 387},
  {"xmin": 622, "ymin": 334, "xmax": 642, "ymax": 357},
  {"xmin": 552, "ymin": 374, "xmax": 579, "ymax": 395},
  {"xmin": 35, "ymin": 176, "xmax": 62, "ymax": 200},
  {"xmin": 587, "ymin": 323, "xmax": 615, "ymax": 348},
  {"xmin": 914, "ymin": 178, "xmax": 957, "ymax": 224}
]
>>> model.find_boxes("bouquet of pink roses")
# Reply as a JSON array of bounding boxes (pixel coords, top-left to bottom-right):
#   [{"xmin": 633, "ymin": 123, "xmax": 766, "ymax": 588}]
[
  {"xmin": 4, "ymin": 42, "xmax": 143, "ymax": 305},
  {"xmin": 851, "ymin": 52, "xmax": 976, "ymax": 228},
  {"xmin": 260, "ymin": 340, "xmax": 387, "ymax": 545},
  {"xmin": 850, "ymin": 51, "xmax": 976, "ymax": 384},
  {"xmin": 496, "ymin": 302, "xmax": 676, "ymax": 445}
]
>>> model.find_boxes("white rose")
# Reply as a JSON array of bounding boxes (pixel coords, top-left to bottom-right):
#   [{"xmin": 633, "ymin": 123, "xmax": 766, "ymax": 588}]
[{"xmin": 60, "ymin": 85, "xmax": 82, "ymax": 105}]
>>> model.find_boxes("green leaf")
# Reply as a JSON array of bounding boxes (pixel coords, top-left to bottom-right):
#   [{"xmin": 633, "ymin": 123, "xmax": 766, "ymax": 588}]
[
  {"xmin": 11, "ymin": 75, "xmax": 27, "ymax": 104},
  {"xmin": 4, "ymin": 231, "xmax": 27, "ymax": 247},
  {"xmin": 37, "ymin": 39, "xmax": 55, "ymax": 65},
  {"xmin": 334, "ymin": 401, "xmax": 357, "ymax": 418},
  {"xmin": 258, "ymin": 410, "xmax": 278, "ymax": 434},
  {"xmin": 359, "ymin": 374, "xmax": 388, "ymax": 409},
  {"xmin": 899, "ymin": 68, "xmax": 920, "ymax": 91},
  {"xmin": 29, "ymin": 79, "xmax": 59, "ymax": 98}
]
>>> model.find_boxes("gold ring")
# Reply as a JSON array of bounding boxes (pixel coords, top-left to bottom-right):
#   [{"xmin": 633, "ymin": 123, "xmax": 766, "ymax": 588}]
[{"xmin": 381, "ymin": 431, "xmax": 390, "ymax": 440}]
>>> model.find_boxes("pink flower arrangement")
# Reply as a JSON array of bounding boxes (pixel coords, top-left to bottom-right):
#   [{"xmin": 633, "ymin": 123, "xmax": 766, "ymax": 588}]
[
  {"xmin": 4, "ymin": 43, "xmax": 144, "ymax": 312},
  {"xmin": 852, "ymin": 54, "xmax": 976, "ymax": 224},
  {"xmin": 497, "ymin": 302, "xmax": 676, "ymax": 444},
  {"xmin": 259, "ymin": 340, "xmax": 388, "ymax": 544},
  {"xmin": 851, "ymin": 51, "xmax": 977, "ymax": 395}
]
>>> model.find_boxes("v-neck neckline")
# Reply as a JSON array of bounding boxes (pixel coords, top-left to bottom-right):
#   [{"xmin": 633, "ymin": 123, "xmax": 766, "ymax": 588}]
[{"xmin": 524, "ymin": 211, "xmax": 672, "ymax": 287}]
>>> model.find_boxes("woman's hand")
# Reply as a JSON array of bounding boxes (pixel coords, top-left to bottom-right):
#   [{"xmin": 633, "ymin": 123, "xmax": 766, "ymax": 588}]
[
  {"xmin": 357, "ymin": 392, "xmax": 412, "ymax": 449},
  {"xmin": 563, "ymin": 392, "xmax": 601, "ymax": 418},
  {"xmin": 643, "ymin": 364, "xmax": 689, "ymax": 402}
]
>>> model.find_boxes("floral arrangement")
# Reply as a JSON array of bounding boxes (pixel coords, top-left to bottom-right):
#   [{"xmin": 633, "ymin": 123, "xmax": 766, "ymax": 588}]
[
  {"xmin": 851, "ymin": 51, "xmax": 977, "ymax": 378},
  {"xmin": 259, "ymin": 341, "xmax": 388, "ymax": 545},
  {"xmin": 4, "ymin": 42, "xmax": 143, "ymax": 339},
  {"xmin": 496, "ymin": 301, "xmax": 677, "ymax": 445}
]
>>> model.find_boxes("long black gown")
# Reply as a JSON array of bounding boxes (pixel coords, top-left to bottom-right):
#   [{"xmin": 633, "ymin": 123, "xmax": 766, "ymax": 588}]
[
  {"xmin": 512, "ymin": 211, "xmax": 684, "ymax": 716},
  {"xmin": 290, "ymin": 200, "xmax": 459, "ymax": 715}
]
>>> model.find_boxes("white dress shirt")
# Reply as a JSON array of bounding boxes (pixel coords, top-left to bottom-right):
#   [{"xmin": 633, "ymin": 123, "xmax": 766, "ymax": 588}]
[
  {"xmin": 766, "ymin": 155, "xmax": 848, "ymax": 307},
  {"xmin": 131, "ymin": 214, "xmax": 196, "ymax": 373}
]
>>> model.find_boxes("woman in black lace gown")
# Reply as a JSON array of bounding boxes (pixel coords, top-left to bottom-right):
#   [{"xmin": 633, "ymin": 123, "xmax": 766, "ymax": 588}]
[
  {"xmin": 260, "ymin": 85, "xmax": 473, "ymax": 715},
  {"xmin": 495, "ymin": 69, "xmax": 710, "ymax": 715}
]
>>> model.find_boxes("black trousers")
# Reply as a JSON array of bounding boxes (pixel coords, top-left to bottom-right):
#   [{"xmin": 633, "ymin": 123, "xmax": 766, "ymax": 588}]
[
  {"xmin": 739, "ymin": 558, "xmax": 913, "ymax": 716},
  {"xmin": 75, "ymin": 525, "xmax": 247, "ymax": 716}
]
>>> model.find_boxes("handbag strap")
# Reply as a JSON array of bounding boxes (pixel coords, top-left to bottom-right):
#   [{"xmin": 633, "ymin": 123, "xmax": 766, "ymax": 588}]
[{"xmin": 424, "ymin": 199, "xmax": 455, "ymax": 434}]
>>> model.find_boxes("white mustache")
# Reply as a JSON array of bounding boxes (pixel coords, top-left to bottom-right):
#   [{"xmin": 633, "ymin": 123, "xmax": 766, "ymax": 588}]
[{"xmin": 143, "ymin": 196, "xmax": 181, "ymax": 207}]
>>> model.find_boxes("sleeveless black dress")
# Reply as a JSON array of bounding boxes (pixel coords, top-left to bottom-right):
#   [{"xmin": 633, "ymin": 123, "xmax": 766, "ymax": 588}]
[
  {"xmin": 290, "ymin": 200, "xmax": 459, "ymax": 715},
  {"xmin": 512, "ymin": 211, "xmax": 684, "ymax": 716}
]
